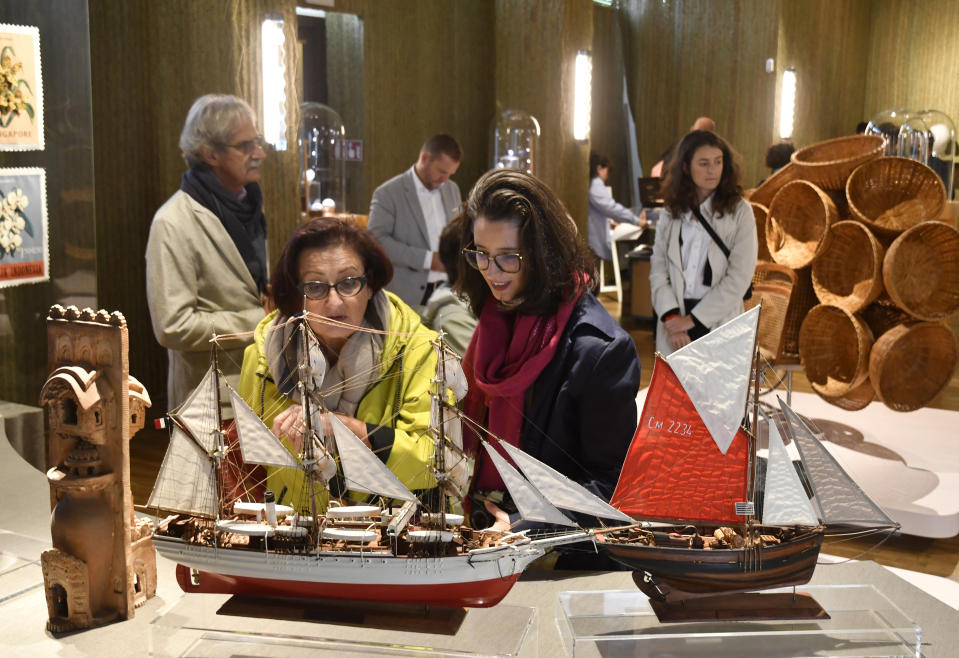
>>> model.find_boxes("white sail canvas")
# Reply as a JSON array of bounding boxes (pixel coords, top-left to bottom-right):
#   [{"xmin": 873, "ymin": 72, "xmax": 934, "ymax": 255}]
[
  {"xmin": 329, "ymin": 413, "xmax": 416, "ymax": 502},
  {"xmin": 229, "ymin": 388, "xmax": 301, "ymax": 470},
  {"xmin": 175, "ymin": 365, "xmax": 220, "ymax": 451},
  {"xmin": 498, "ymin": 440, "xmax": 633, "ymax": 523},
  {"xmin": 483, "ymin": 443, "xmax": 577, "ymax": 527},
  {"xmin": 147, "ymin": 425, "xmax": 218, "ymax": 518},
  {"xmin": 761, "ymin": 410, "xmax": 819, "ymax": 527},
  {"xmin": 431, "ymin": 397, "xmax": 472, "ymax": 492},
  {"xmin": 779, "ymin": 399, "xmax": 896, "ymax": 528},
  {"xmin": 666, "ymin": 306, "xmax": 759, "ymax": 455}
]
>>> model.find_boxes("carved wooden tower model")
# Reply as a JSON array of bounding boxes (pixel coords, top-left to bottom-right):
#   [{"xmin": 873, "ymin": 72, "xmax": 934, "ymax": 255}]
[{"xmin": 38, "ymin": 305, "xmax": 156, "ymax": 633}]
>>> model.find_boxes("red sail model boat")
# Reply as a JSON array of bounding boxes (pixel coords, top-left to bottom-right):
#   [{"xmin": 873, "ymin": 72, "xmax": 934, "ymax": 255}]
[{"xmin": 602, "ymin": 307, "xmax": 898, "ymax": 605}]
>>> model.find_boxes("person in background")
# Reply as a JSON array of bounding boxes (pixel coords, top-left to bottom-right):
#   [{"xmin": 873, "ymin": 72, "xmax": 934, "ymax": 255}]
[
  {"xmin": 453, "ymin": 169, "xmax": 641, "ymax": 555},
  {"xmin": 650, "ymin": 116, "xmax": 716, "ymax": 178},
  {"xmin": 587, "ymin": 151, "xmax": 647, "ymax": 264},
  {"xmin": 368, "ymin": 134, "xmax": 463, "ymax": 309},
  {"xmin": 856, "ymin": 121, "xmax": 869, "ymax": 134},
  {"xmin": 238, "ymin": 218, "xmax": 441, "ymax": 513},
  {"xmin": 650, "ymin": 130, "xmax": 757, "ymax": 356},
  {"xmin": 146, "ymin": 94, "xmax": 268, "ymax": 408},
  {"xmin": 422, "ymin": 215, "xmax": 477, "ymax": 357},
  {"xmin": 758, "ymin": 142, "xmax": 795, "ymax": 184}
]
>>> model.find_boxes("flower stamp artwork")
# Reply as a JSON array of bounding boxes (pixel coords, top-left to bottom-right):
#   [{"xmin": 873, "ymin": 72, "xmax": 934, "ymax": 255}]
[
  {"xmin": 0, "ymin": 167, "xmax": 47, "ymax": 288},
  {"xmin": 0, "ymin": 23, "xmax": 43, "ymax": 151}
]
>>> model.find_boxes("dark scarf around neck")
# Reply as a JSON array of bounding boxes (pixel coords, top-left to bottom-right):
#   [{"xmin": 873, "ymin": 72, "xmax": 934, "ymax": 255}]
[{"xmin": 181, "ymin": 165, "xmax": 268, "ymax": 294}]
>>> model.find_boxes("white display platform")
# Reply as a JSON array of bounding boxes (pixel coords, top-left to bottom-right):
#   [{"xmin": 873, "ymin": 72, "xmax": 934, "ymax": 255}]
[
  {"xmin": 635, "ymin": 388, "xmax": 959, "ymax": 538},
  {"xmin": 557, "ymin": 584, "xmax": 919, "ymax": 657}
]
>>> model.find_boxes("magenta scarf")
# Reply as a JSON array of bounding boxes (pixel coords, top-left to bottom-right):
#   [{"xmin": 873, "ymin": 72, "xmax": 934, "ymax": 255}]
[{"xmin": 461, "ymin": 292, "xmax": 581, "ymax": 491}]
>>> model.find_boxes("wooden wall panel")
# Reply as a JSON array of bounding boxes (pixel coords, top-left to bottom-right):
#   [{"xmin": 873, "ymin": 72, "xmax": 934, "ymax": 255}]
[
  {"xmin": 620, "ymin": 0, "xmax": 778, "ymax": 188},
  {"xmin": 494, "ymin": 0, "xmax": 593, "ymax": 231},
  {"xmin": 863, "ymin": 0, "xmax": 959, "ymax": 129},
  {"xmin": 335, "ymin": 0, "xmax": 495, "ymax": 208},
  {"xmin": 776, "ymin": 0, "xmax": 872, "ymax": 148}
]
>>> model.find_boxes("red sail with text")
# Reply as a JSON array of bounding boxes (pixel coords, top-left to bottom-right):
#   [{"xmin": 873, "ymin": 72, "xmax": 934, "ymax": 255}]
[{"xmin": 610, "ymin": 358, "xmax": 748, "ymax": 525}]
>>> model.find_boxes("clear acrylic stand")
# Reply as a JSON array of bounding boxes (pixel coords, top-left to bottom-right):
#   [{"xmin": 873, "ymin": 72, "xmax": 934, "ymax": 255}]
[
  {"xmin": 556, "ymin": 584, "xmax": 920, "ymax": 657},
  {"xmin": 150, "ymin": 593, "xmax": 536, "ymax": 657}
]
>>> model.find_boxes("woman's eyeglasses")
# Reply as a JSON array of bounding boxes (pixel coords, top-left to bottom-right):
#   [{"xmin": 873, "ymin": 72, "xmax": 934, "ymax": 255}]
[
  {"xmin": 298, "ymin": 275, "xmax": 367, "ymax": 300},
  {"xmin": 461, "ymin": 248, "xmax": 524, "ymax": 274},
  {"xmin": 223, "ymin": 134, "xmax": 267, "ymax": 155}
]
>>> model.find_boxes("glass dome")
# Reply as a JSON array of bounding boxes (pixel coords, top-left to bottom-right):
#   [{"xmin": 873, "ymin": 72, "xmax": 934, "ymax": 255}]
[
  {"xmin": 491, "ymin": 109, "xmax": 541, "ymax": 175},
  {"xmin": 919, "ymin": 109, "xmax": 955, "ymax": 199},
  {"xmin": 865, "ymin": 108, "xmax": 910, "ymax": 156},
  {"xmin": 299, "ymin": 102, "xmax": 346, "ymax": 216}
]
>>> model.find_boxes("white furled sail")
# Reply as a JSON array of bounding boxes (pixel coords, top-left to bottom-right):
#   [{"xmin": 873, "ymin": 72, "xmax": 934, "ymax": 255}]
[
  {"xmin": 433, "ymin": 343, "xmax": 468, "ymax": 401},
  {"xmin": 300, "ymin": 325, "xmax": 327, "ymax": 391},
  {"xmin": 431, "ymin": 397, "xmax": 473, "ymax": 493},
  {"xmin": 497, "ymin": 440, "xmax": 634, "ymax": 524},
  {"xmin": 666, "ymin": 306, "xmax": 759, "ymax": 455},
  {"xmin": 482, "ymin": 443, "xmax": 576, "ymax": 527},
  {"xmin": 174, "ymin": 365, "xmax": 219, "ymax": 451},
  {"xmin": 228, "ymin": 388, "xmax": 302, "ymax": 470},
  {"xmin": 779, "ymin": 398, "xmax": 897, "ymax": 529},
  {"xmin": 147, "ymin": 425, "xmax": 218, "ymax": 518},
  {"xmin": 329, "ymin": 413, "xmax": 416, "ymax": 502},
  {"xmin": 760, "ymin": 409, "xmax": 819, "ymax": 527}
]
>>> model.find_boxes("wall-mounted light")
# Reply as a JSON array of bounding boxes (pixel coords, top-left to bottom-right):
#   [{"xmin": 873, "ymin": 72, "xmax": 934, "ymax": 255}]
[
  {"xmin": 779, "ymin": 67, "xmax": 796, "ymax": 140},
  {"xmin": 261, "ymin": 15, "xmax": 287, "ymax": 151},
  {"xmin": 573, "ymin": 49, "xmax": 592, "ymax": 142}
]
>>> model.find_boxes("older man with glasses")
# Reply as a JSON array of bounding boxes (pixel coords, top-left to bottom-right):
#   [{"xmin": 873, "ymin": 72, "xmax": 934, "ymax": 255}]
[{"xmin": 146, "ymin": 94, "xmax": 270, "ymax": 409}]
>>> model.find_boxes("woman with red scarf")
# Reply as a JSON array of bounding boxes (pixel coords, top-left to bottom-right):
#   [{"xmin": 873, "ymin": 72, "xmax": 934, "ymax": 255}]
[{"xmin": 452, "ymin": 169, "xmax": 641, "ymax": 543}]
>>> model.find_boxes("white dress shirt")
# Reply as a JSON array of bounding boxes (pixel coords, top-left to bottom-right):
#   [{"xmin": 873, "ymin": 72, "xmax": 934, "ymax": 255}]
[
  {"xmin": 679, "ymin": 195, "xmax": 716, "ymax": 300},
  {"xmin": 411, "ymin": 165, "xmax": 448, "ymax": 284}
]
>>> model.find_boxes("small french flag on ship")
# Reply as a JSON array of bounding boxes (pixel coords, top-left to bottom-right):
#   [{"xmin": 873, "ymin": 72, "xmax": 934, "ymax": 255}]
[{"xmin": 154, "ymin": 416, "xmax": 169, "ymax": 430}]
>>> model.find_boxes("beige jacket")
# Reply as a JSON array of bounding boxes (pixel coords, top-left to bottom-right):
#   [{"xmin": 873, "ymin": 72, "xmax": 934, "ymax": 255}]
[
  {"xmin": 650, "ymin": 196, "xmax": 757, "ymax": 356},
  {"xmin": 146, "ymin": 190, "xmax": 265, "ymax": 407}
]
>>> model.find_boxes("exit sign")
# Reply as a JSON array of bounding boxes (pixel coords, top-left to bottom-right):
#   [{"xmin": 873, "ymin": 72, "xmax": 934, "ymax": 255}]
[{"xmin": 335, "ymin": 139, "xmax": 364, "ymax": 162}]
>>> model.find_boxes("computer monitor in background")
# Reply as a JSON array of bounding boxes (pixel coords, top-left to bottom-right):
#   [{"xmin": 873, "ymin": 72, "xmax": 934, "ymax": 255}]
[{"xmin": 637, "ymin": 177, "xmax": 663, "ymax": 207}]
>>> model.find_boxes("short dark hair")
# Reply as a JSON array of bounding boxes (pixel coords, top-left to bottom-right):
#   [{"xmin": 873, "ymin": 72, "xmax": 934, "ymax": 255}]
[
  {"xmin": 661, "ymin": 130, "xmax": 743, "ymax": 217},
  {"xmin": 589, "ymin": 151, "xmax": 610, "ymax": 179},
  {"xmin": 453, "ymin": 169, "xmax": 596, "ymax": 317},
  {"xmin": 271, "ymin": 218, "xmax": 393, "ymax": 318},
  {"xmin": 764, "ymin": 142, "xmax": 795, "ymax": 170},
  {"xmin": 856, "ymin": 121, "xmax": 869, "ymax": 134},
  {"xmin": 421, "ymin": 134, "xmax": 462, "ymax": 162}
]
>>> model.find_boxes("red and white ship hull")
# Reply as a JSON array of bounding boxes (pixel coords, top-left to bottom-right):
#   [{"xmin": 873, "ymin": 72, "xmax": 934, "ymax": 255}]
[{"xmin": 153, "ymin": 534, "xmax": 547, "ymax": 608}]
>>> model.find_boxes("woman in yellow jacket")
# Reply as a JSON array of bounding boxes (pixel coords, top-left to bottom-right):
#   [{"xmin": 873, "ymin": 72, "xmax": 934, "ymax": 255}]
[{"xmin": 238, "ymin": 217, "xmax": 440, "ymax": 513}]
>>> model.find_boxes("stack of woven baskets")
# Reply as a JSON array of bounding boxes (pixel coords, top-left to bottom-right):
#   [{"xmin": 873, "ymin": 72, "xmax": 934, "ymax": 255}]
[{"xmin": 747, "ymin": 134, "xmax": 959, "ymax": 411}]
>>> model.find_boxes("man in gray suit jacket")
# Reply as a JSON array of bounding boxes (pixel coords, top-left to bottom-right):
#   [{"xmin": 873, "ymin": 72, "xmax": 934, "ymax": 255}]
[{"xmin": 368, "ymin": 134, "xmax": 463, "ymax": 308}]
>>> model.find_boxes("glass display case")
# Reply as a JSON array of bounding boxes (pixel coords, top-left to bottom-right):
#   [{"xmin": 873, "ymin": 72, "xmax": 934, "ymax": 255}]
[
  {"xmin": 491, "ymin": 108, "xmax": 540, "ymax": 175},
  {"xmin": 298, "ymin": 102, "xmax": 346, "ymax": 217},
  {"xmin": 919, "ymin": 108, "xmax": 956, "ymax": 199}
]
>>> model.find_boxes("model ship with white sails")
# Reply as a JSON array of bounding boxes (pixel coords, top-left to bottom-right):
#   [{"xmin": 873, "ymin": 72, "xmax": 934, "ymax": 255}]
[
  {"xmin": 601, "ymin": 306, "xmax": 900, "ymax": 603},
  {"xmin": 147, "ymin": 315, "xmax": 633, "ymax": 607}
]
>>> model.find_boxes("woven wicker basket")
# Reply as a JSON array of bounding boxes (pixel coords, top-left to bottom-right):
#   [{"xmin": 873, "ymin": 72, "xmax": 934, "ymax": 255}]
[
  {"xmin": 780, "ymin": 267, "xmax": 816, "ymax": 360},
  {"xmin": 745, "ymin": 264, "xmax": 796, "ymax": 360},
  {"xmin": 751, "ymin": 202, "xmax": 772, "ymax": 262},
  {"xmin": 846, "ymin": 157, "xmax": 946, "ymax": 239},
  {"xmin": 869, "ymin": 322, "xmax": 958, "ymax": 411},
  {"xmin": 861, "ymin": 298, "xmax": 915, "ymax": 338},
  {"xmin": 819, "ymin": 377, "xmax": 875, "ymax": 411},
  {"xmin": 767, "ymin": 181, "xmax": 837, "ymax": 268},
  {"xmin": 812, "ymin": 221, "xmax": 884, "ymax": 313},
  {"xmin": 883, "ymin": 221, "xmax": 959, "ymax": 321},
  {"xmin": 747, "ymin": 162, "xmax": 800, "ymax": 207},
  {"xmin": 790, "ymin": 135, "xmax": 885, "ymax": 190},
  {"xmin": 799, "ymin": 304, "xmax": 874, "ymax": 398}
]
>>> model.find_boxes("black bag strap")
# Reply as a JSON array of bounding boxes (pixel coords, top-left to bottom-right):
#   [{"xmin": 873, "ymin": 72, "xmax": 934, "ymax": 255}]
[{"xmin": 690, "ymin": 205, "xmax": 730, "ymax": 258}]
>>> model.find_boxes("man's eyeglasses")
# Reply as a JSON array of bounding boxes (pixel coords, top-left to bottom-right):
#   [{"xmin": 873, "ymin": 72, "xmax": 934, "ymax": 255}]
[
  {"xmin": 298, "ymin": 275, "xmax": 367, "ymax": 300},
  {"xmin": 461, "ymin": 248, "xmax": 524, "ymax": 274},
  {"xmin": 223, "ymin": 134, "xmax": 267, "ymax": 155}
]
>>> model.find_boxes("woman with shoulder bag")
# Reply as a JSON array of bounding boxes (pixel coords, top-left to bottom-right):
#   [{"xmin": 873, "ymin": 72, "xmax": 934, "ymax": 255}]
[{"xmin": 649, "ymin": 130, "xmax": 758, "ymax": 355}]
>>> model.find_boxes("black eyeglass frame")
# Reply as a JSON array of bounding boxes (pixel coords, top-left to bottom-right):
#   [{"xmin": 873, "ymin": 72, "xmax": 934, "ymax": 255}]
[
  {"xmin": 461, "ymin": 247, "xmax": 525, "ymax": 274},
  {"xmin": 297, "ymin": 275, "xmax": 368, "ymax": 300}
]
